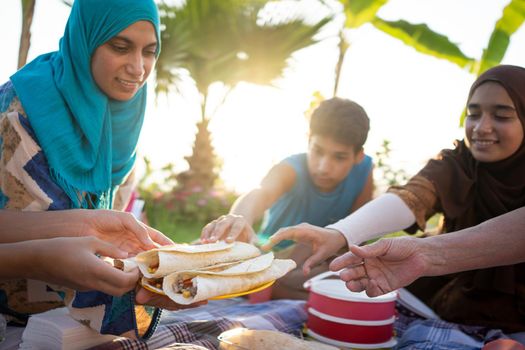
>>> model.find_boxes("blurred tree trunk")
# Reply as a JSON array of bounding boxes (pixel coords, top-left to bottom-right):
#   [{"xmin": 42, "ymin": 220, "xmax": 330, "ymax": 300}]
[{"xmin": 18, "ymin": 0, "xmax": 36, "ymax": 69}]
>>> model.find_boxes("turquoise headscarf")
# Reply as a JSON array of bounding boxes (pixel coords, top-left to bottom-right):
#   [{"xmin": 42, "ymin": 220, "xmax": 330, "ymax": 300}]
[{"xmin": 10, "ymin": 0, "xmax": 160, "ymax": 209}]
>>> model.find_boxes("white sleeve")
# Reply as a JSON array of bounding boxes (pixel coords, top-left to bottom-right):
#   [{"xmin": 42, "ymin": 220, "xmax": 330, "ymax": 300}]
[{"xmin": 326, "ymin": 193, "xmax": 416, "ymax": 245}]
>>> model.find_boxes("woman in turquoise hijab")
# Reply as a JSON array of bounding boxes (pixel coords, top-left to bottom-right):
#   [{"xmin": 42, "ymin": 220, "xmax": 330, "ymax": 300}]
[{"xmin": 0, "ymin": 0, "xmax": 186, "ymax": 339}]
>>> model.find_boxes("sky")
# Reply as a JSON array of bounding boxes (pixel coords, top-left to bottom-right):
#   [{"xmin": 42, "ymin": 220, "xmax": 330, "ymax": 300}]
[{"xmin": 1, "ymin": 0, "xmax": 524, "ymax": 194}]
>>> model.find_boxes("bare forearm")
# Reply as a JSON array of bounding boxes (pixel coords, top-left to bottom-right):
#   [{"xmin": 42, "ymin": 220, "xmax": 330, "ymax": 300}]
[
  {"xmin": 422, "ymin": 208, "xmax": 525, "ymax": 276},
  {"xmin": 229, "ymin": 189, "xmax": 270, "ymax": 225},
  {"xmin": 0, "ymin": 241, "xmax": 38, "ymax": 279},
  {"xmin": 0, "ymin": 210, "xmax": 86, "ymax": 243}
]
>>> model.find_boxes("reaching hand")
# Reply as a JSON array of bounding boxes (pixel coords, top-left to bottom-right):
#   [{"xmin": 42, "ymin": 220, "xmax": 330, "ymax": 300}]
[
  {"xmin": 30, "ymin": 236, "xmax": 140, "ymax": 296},
  {"xmin": 76, "ymin": 209, "xmax": 174, "ymax": 255},
  {"xmin": 330, "ymin": 236, "xmax": 427, "ymax": 297},
  {"xmin": 134, "ymin": 287, "xmax": 207, "ymax": 311},
  {"xmin": 200, "ymin": 214, "xmax": 256, "ymax": 243},
  {"xmin": 261, "ymin": 223, "xmax": 347, "ymax": 275}
]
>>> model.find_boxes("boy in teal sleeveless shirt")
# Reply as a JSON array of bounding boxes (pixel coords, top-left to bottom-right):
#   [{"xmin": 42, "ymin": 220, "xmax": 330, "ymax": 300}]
[{"xmin": 201, "ymin": 97, "xmax": 373, "ymax": 299}]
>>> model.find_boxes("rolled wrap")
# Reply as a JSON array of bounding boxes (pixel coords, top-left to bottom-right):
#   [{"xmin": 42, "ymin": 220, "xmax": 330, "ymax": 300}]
[
  {"xmin": 136, "ymin": 241, "xmax": 261, "ymax": 278},
  {"xmin": 162, "ymin": 253, "xmax": 296, "ymax": 305}
]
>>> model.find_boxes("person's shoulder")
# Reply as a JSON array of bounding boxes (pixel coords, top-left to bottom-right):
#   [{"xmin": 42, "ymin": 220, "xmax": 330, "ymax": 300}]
[
  {"xmin": 281, "ymin": 153, "xmax": 306, "ymax": 173},
  {"xmin": 0, "ymin": 80, "xmax": 18, "ymax": 113},
  {"xmin": 357, "ymin": 154, "xmax": 373, "ymax": 169},
  {"xmin": 282, "ymin": 153, "xmax": 306, "ymax": 165}
]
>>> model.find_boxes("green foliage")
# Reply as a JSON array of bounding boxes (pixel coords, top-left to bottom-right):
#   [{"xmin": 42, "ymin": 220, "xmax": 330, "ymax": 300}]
[
  {"xmin": 138, "ymin": 157, "xmax": 238, "ymax": 242},
  {"xmin": 342, "ymin": 0, "xmax": 388, "ymax": 29},
  {"xmin": 476, "ymin": 0, "xmax": 525, "ymax": 76},
  {"xmin": 142, "ymin": 185, "xmax": 237, "ymax": 240},
  {"xmin": 372, "ymin": 18, "xmax": 475, "ymax": 70},
  {"xmin": 156, "ymin": 0, "xmax": 332, "ymax": 97},
  {"xmin": 374, "ymin": 139, "xmax": 408, "ymax": 188}
]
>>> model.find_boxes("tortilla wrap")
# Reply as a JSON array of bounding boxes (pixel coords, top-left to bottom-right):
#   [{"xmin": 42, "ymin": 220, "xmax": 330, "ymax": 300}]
[
  {"xmin": 136, "ymin": 241, "xmax": 261, "ymax": 278},
  {"xmin": 163, "ymin": 253, "xmax": 296, "ymax": 304},
  {"xmin": 140, "ymin": 260, "xmax": 246, "ymax": 295},
  {"xmin": 218, "ymin": 328, "xmax": 339, "ymax": 350}
]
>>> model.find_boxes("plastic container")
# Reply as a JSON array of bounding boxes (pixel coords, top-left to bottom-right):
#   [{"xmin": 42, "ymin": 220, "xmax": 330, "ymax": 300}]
[
  {"xmin": 304, "ymin": 271, "xmax": 397, "ymax": 321},
  {"xmin": 303, "ymin": 271, "xmax": 398, "ymax": 347},
  {"xmin": 307, "ymin": 307, "xmax": 395, "ymax": 344}
]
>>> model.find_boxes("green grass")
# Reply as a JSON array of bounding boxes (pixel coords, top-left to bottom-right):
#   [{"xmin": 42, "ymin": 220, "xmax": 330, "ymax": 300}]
[{"xmin": 155, "ymin": 221, "xmax": 204, "ymax": 244}]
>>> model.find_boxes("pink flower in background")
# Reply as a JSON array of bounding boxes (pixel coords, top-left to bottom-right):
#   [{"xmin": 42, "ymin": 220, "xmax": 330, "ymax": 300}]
[
  {"xmin": 197, "ymin": 198, "xmax": 208, "ymax": 207},
  {"xmin": 191, "ymin": 186, "xmax": 203, "ymax": 193},
  {"xmin": 209, "ymin": 190, "xmax": 220, "ymax": 198}
]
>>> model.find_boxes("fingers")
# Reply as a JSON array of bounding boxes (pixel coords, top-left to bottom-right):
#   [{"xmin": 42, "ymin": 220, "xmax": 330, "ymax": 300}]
[
  {"xmin": 121, "ymin": 212, "xmax": 157, "ymax": 249},
  {"xmin": 201, "ymin": 215, "xmax": 251, "ymax": 243},
  {"xmin": 96, "ymin": 268, "xmax": 140, "ymax": 296},
  {"xmin": 201, "ymin": 216, "xmax": 229, "ymax": 243},
  {"xmin": 330, "ymin": 249, "xmax": 364, "ymax": 271},
  {"xmin": 261, "ymin": 226, "xmax": 305, "ymax": 251},
  {"xmin": 84, "ymin": 237, "xmax": 141, "ymax": 295},
  {"xmin": 349, "ymin": 240, "xmax": 390, "ymax": 259},
  {"xmin": 146, "ymin": 225, "xmax": 174, "ymax": 246},
  {"xmin": 345, "ymin": 278, "xmax": 384, "ymax": 297},
  {"xmin": 89, "ymin": 237, "xmax": 129, "ymax": 259},
  {"xmin": 227, "ymin": 219, "xmax": 248, "ymax": 243},
  {"xmin": 200, "ymin": 221, "xmax": 216, "ymax": 242},
  {"xmin": 338, "ymin": 262, "xmax": 368, "ymax": 282},
  {"xmin": 302, "ymin": 249, "xmax": 330, "ymax": 275}
]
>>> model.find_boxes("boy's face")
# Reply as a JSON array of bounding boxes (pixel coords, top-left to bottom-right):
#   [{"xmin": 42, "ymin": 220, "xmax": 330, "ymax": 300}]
[
  {"xmin": 307, "ymin": 135, "xmax": 364, "ymax": 193},
  {"xmin": 465, "ymin": 81, "xmax": 524, "ymax": 163}
]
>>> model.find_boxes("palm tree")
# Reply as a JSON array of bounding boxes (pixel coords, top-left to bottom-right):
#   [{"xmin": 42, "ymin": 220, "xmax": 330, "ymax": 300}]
[{"xmin": 155, "ymin": 0, "xmax": 331, "ymax": 189}]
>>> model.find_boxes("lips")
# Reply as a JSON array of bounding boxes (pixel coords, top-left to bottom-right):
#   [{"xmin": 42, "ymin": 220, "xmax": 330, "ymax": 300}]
[{"xmin": 116, "ymin": 77, "xmax": 141, "ymax": 89}]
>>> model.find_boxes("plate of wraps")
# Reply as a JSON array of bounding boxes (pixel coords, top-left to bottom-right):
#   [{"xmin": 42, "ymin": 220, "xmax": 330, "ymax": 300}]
[{"xmin": 128, "ymin": 241, "xmax": 296, "ymax": 305}]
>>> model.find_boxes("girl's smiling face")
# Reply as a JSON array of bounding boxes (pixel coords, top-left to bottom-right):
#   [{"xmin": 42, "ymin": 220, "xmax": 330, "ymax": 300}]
[
  {"xmin": 91, "ymin": 20, "xmax": 157, "ymax": 101},
  {"xmin": 465, "ymin": 81, "xmax": 524, "ymax": 163}
]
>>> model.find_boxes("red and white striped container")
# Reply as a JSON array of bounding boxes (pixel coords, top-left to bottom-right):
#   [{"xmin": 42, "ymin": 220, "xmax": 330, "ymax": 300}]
[{"xmin": 304, "ymin": 272, "xmax": 398, "ymax": 348}]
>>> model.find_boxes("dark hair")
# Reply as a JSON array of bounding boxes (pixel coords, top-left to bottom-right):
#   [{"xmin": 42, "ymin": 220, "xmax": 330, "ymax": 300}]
[{"xmin": 309, "ymin": 97, "xmax": 370, "ymax": 151}]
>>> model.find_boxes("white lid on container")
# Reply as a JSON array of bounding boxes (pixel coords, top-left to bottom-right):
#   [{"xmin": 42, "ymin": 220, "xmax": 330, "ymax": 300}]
[
  {"xmin": 310, "ymin": 279, "xmax": 397, "ymax": 303},
  {"xmin": 308, "ymin": 308, "xmax": 395, "ymax": 325}
]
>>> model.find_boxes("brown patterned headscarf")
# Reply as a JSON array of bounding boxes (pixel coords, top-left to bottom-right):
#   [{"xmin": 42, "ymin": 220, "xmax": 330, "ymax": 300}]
[{"xmin": 419, "ymin": 65, "xmax": 525, "ymax": 232}]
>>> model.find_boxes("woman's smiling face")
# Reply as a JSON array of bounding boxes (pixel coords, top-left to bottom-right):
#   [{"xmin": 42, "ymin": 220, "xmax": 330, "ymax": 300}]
[
  {"xmin": 91, "ymin": 20, "xmax": 157, "ymax": 101},
  {"xmin": 465, "ymin": 81, "xmax": 524, "ymax": 163}
]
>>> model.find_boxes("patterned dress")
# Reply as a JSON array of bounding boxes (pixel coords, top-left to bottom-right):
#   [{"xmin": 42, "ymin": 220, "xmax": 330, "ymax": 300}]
[{"xmin": 0, "ymin": 80, "xmax": 161, "ymax": 339}]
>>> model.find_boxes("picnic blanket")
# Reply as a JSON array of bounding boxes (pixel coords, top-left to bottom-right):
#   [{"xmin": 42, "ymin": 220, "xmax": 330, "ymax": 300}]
[
  {"xmin": 89, "ymin": 298, "xmax": 307, "ymax": 350},
  {"xmin": 395, "ymin": 305, "xmax": 525, "ymax": 350}
]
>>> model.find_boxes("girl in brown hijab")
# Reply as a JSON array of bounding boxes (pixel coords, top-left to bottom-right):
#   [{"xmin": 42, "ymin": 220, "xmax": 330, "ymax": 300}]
[{"xmin": 264, "ymin": 65, "xmax": 525, "ymax": 336}]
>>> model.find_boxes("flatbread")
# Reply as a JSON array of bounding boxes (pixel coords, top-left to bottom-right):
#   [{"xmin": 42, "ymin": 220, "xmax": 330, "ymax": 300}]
[
  {"xmin": 136, "ymin": 241, "xmax": 261, "ymax": 278},
  {"xmin": 163, "ymin": 253, "xmax": 296, "ymax": 304},
  {"xmin": 218, "ymin": 328, "xmax": 339, "ymax": 350}
]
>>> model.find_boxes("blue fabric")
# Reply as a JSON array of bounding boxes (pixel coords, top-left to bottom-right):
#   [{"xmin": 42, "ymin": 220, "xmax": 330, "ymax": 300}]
[
  {"xmin": 10, "ymin": 0, "xmax": 160, "ymax": 209},
  {"xmin": 259, "ymin": 153, "xmax": 373, "ymax": 249},
  {"xmin": 394, "ymin": 303, "xmax": 521, "ymax": 350}
]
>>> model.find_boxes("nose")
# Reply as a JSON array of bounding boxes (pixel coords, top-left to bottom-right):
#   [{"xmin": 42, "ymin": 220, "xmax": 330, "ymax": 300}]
[
  {"xmin": 125, "ymin": 52, "xmax": 145, "ymax": 79},
  {"xmin": 317, "ymin": 156, "xmax": 331, "ymax": 174},
  {"xmin": 473, "ymin": 113, "xmax": 493, "ymax": 134}
]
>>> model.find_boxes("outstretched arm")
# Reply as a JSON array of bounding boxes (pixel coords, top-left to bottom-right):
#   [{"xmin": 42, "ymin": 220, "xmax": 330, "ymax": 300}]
[
  {"xmin": 330, "ymin": 207, "xmax": 525, "ymax": 297},
  {"xmin": 201, "ymin": 162, "xmax": 295, "ymax": 243},
  {"xmin": 0, "ymin": 236, "xmax": 139, "ymax": 296},
  {"xmin": 0, "ymin": 209, "xmax": 173, "ymax": 255},
  {"xmin": 263, "ymin": 193, "xmax": 416, "ymax": 274}
]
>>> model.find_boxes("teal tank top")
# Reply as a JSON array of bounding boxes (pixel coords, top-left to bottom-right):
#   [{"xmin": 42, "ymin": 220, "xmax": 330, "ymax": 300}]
[{"xmin": 258, "ymin": 153, "xmax": 373, "ymax": 249}]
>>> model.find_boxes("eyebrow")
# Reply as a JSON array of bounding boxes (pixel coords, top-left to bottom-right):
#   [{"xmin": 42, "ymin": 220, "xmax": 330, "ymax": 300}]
[
  {"xmin": 111, "ymin": 36, "xmax": 157, "ymax": 49},
  {"xmin": 467, "ymin": 103, "xmax": 516, "ymax": 111}
]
